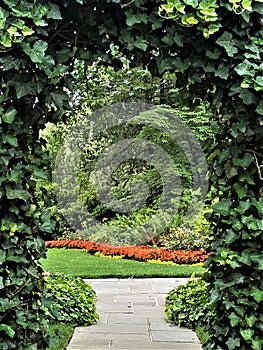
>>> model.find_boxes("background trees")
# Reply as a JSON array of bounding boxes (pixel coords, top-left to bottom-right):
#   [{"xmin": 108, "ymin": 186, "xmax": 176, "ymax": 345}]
[
  {"xmin": 39, "ymin": 60, "xmax": 214, "ymax": 246},
  {"xmin": 0, "ymin": 0, "xmax": 262, "ymax": 349}
]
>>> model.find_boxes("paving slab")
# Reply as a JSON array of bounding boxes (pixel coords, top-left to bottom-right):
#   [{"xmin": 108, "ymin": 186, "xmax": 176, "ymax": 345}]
[
  {"xmin": 97, "ymin": 312, "xmax": 110, "ymax": 324},
  {"xmin": 67, "ymin": 278, "xmax": 202, "ymax": 350},
  {"xmin": 149, "ymin": 321, "xmax": 177, "ymax": 331},
  {"xmin": 108, "ymin": 314, "xmax": 148, "ymax": 325},
  {"xmin": 114, "ymin": 295, "xmax": 157, "ymax": 306},
  {"xmin": 96, "ymin": 301, "xmax": 134, "ymax": 313},
  {"xmin": 151, "ymin": 329, "xmax": 200, "ymax": 343},
  {"xmin": 85, "ymin": 323, "xmax": 149, "ymax": 334},
  {"xmin": 111, "ymin": 340, "xmax": 202, "ymax": 349}
]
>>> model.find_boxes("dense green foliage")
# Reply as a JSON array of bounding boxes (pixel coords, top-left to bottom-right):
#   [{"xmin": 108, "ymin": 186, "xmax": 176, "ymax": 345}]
[
  {"xmin": 41, "ymin": 249, "xmax": 205, "ymax": 278},
  {"xmin": 157, "ymin": 2, "xmax": 263, "ymax": 349},
  {"xmin": 165, "ymin": 278, "xmax": 212, "ymax": 331},
  {"xmin": 0, "ymin": 0, "xmax": 262, "ymax": 348},
  {"xmin": 41, "ymin": 274, "xmax": 96, "ymax": 349},
  {"xmin": 41, "ymin": 273, "xmax": 98, "ymax": 326},
  {"xmin": 40, "ymin": 97, "xmax": 214, "ymax": 244},
  {"xmin": 38, "ymin": 59, "xmax": 214, "ymax": 244},
  {"xmin": 0, "ymin": 1, "xmax": 84, "ymax": 347}
]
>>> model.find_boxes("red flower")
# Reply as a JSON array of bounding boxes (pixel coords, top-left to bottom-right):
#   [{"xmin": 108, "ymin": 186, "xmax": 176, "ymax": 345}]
[{"xmin": 45, "ymin": 239, "xmax": 212, "ymax": 264}]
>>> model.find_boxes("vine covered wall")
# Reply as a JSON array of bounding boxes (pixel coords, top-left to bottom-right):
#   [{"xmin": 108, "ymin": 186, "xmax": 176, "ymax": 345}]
[
  {"xmin": 0, "ymin": 0, "xmax": 262, "ymax": 349},
  {"xmin": 0, "ymin": 1, "xmax": 78, "ymax": 347}
]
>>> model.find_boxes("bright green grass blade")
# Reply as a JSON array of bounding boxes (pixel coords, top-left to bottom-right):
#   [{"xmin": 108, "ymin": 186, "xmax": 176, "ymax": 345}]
[{"xmin": 41, "ymin": 249, "xmax": 205, "ymax": 278}]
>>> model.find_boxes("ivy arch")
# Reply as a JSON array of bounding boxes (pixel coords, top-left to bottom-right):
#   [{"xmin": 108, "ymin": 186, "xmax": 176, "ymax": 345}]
[{"xmin": 0, "ymin": 0, "xmax": 262, "ymax": 349}]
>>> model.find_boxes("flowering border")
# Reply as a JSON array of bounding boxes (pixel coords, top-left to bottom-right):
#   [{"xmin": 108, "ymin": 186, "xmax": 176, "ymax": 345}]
[{"xmin": 45, "ymin": 240, "xmax": 212, "ymax": 264}]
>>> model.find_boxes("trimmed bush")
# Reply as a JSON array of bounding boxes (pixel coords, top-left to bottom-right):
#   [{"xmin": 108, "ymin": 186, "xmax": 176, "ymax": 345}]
[
  {"xmin": 165, "ymin": 277, "xmax": 213, "ymax": 331},
  {"xmin": 41, "ymin": 273, "xmax": 98, "ymax": 326}
]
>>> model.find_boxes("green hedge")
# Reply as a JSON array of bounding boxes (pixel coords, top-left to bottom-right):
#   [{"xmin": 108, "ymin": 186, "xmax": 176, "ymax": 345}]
[
  {"xmin": 165, "ymin": 277, "xmax": 213, "ymax": 332},
  {"xmin": 41, "ymin": 273, "xmax": 98, "ymax": 327}
]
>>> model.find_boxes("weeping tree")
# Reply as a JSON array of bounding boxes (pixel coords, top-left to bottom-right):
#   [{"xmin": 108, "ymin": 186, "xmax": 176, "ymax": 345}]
[{"xmin": 0, "ymin": 0, "xmax": 262, "ymax": 349}]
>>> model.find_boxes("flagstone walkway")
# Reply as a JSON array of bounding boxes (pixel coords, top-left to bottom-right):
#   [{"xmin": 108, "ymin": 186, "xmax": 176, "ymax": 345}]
[{"xmin": 67, "ymin": 278, "xmax": 202, "ymax": 350}]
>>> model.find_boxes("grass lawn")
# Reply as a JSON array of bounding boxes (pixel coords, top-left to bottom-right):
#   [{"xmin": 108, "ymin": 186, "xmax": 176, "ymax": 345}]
[
  {"xmin": 47, "ymin": 323, "xmax": 74, "ymax": 350},
  {"xmin": 41, "ymin": 249, "xmax": 205, "ymax": 278}
]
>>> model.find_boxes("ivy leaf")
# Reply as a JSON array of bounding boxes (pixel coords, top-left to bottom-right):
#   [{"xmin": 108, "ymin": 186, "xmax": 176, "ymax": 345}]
[
  {"xmin": 21, "ymin": 25, "xmax": 34, "ymax": 37},
  {"xmin": 8, "ymin": 168, "xmax": 23, "ymax": 183},
  {"xmin": 0, "ymin": 8, "xmax": 8, "ymax": 30},
  {"xmin": 181, "ymin": 14, "xmax": 199, "ymax": 25},
  {"xmin": 14, "ymin": 82, "xmax": 37, "ymax": 98},
  {"xmin": 2, "ymin": 0, "xmax": 19, "ymax": 6},
  {"xmin": 256, "ymin": 100, "xmax": 263, "ymax": 116},
  {"xmin": 207, "ymin": 23, "xmax": 221, "ymax": 36},
  {"xmin": 235, "ymin": 59, "xmax": 256, "ymax": 77},
  {"xmin": 184, "ymin": 0, "xmax": 199, "ymax": 8},
  {"xmin": 254, "ymin": 76, "xmax": 263, "ymax": 91},
  {"xmin": 56, "ymin": 48, "xmax": 72, "ymax": 63},
  {"xmin": 226, "ymin": 337, "xmax": 240, "ymax": 350},
  {"xmin": 225, "ymin": 229, "xmax": 240, "ymax": 244},
  {"xmin": 22, "ymin": 40, "xmax": 48, "ymax": 63},
  {"xmin": 225, "ymin": 163, "xmax": 238, "ymax": 179},
  {"xmin": 0, "ymin": 324, "xmax": 15, "ymax": 338},
  {"xmin": 242, "ymin": 0, "xmax": 252, "ymax": 11},
  {"xmin": 126, "ymin": 12, "xmax": 147, "ymax": 26},
  {"xmin": 6, "ymin": 188, "xmax": 31, "ymax": 201},
  {"xmin": 2, "ymin": 107, "xmax": 17, "ymax": 124},
  {"xmin": 251, "ymin": 198, "xmax": 263, "ymax": 213},
  {"xmin": 134, "ymin": 38, "xmax": 148, "ymax": 51},
  {"xmin": 236, "ymin": 200, "xmax": 251, "ymax": 214},
  {"xmin": 233, "ymin": 183, "xmax": 247, "ymax": 199},
  {"xmin": 158, "ymin": 58, "xmax": 174, "ymax": 73},
  {"xmin": 240, "ymin": 329, "xmax": 254, "ymax": 341},
  {"xmin": 27, "ymin": 265, "xmax": 39, "ymax": 278},
  {"xmin": 215, "ymin": 63, "xmax": 230, "ymax": 80},
  {"xmin": 0, "ymin": 250, "xmax": 6, "ymax": 265},
  {"xmin": 39, "ymin": 221, "xmax": 54, "ymax": 233},
  {"xmin": 49, "ymin": 92, "xmax": 66, "ymax": 107},
  {"xmin": 216, "ymin": 32, "xmax": 238, "ymax": 57},
  {"xmin": 233, "ymin": 153, "xmax": 254, "ymax": 169},
  {"xmin": 229, "ymin": 312, "xmax": 241, "ymax": 327},
  {"xmin": 213, "ymin": 199, "xmax": 231, "ymax": 216},
  {"xmin": 2, "ymin": 135, "xmax": 18, "ymax": 147},
  {"xmin": 32, "ymin": 169, "xmax": 48, "ymax": 180},
  {"xmin": 46, "ymin": 3, "xmax": 62, "ymax": 20},
  {"xmin": 206, "ymin": 48, "xmax": 222, "ymax": 60},
  {"xmin": 1, "ymin": 32, "xmax": 12, "ymax": 47},
  {"xmin": 1, "ymin": 57, "xmax": 22, "ymax": 71},
  {"xmin": 245, "ymin": 315, "xmax": 257, "ymax": 327},
  {"xmin": 239, "ymin": 89, "xmax": 256, "ymax": 105},
  {"xmin": 251, "ymin": 287, "xmax": 263, "ymax": 303},
  {"xmin": 173, "ymin": 57, "xmax": 190, "ymax": 71},
  {"xmin": 244, "ymin": 42, "xmax": 261, "ymax": 60}
]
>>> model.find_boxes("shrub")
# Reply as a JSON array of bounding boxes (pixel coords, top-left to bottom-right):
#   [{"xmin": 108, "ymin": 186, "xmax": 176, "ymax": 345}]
[
  {"xmin": 156, "ymin": 226, "xmax": 212, "ymax": 251},
  {"xmin": 41, "ymin": 273, "xmax": 99, "ymax": 326},
  {"xmin": 156, "ymin": 207, "xmax": 214, "ymax": 251},
  {"xmin": 165, "ymin": 277, "xmax": 213, "ymax": 331}
]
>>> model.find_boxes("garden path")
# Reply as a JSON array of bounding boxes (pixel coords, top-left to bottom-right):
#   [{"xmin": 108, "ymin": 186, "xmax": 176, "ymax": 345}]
[{"xmin": 67, "ymin": 278, "xmax": 202, "ymax": 350}]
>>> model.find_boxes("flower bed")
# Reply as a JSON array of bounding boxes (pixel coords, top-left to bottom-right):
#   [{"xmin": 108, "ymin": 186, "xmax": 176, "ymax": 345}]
[{"xmin": 45, "ymin": 240, "xmax": 212, "ymax": 264}]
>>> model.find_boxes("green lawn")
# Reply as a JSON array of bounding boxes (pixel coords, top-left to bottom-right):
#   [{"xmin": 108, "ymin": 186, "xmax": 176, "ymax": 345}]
[
  {"xmin": 41, "ymin": 249, "xmax": 205, "ymax": 278},
  {"xmin": 47, "ymin": 324, "xmax": 74, "ymax": 350}
]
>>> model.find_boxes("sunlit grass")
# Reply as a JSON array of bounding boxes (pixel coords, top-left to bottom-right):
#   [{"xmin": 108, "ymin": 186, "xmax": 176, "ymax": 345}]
[{"xmin": 41, "ymin": 249, "xmax": 205, "ymax": 278}]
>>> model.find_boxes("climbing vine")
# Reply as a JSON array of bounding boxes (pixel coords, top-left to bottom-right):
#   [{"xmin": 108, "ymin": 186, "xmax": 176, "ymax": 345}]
[
  {"xmin": 0, "ymin": 0, "xmax": 262, "ymax": 349},
  {"xmin": 0, "ymin": 1, "xmax": 77, "ymax": 347},
  {"xmin": 157, "ymin": 1, "xmax": 263, "ymax": 349}
]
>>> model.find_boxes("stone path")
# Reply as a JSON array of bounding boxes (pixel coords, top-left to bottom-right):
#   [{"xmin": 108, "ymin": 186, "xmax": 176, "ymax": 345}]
[{"xmin": 67, "ymin": 278, "xmax": 202, "ymax": 350}]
